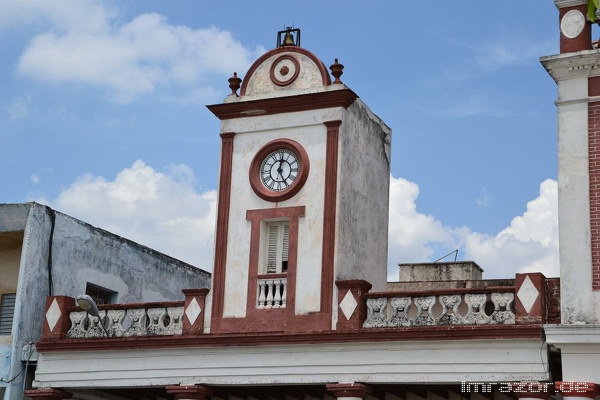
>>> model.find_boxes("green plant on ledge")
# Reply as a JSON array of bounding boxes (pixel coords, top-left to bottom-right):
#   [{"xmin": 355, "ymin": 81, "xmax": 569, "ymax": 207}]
[{"xmin": 590, "ymin": 0, "xmax": 599, "ymax": 23}]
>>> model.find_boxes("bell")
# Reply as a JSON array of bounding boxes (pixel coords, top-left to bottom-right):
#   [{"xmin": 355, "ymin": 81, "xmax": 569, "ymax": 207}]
[
  {"xmin": 283, "ymin": 32, "xmax": 295, "ymax": 46},
  {"xmin": 276, "ymin": 27, "xmax": 300, "ymax": 48}
]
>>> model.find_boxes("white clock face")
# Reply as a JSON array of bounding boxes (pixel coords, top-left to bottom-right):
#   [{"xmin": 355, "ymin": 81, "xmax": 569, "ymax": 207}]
[{"xmin": 260, "ymin": 149, "xmax": 300, "ymax": 191}]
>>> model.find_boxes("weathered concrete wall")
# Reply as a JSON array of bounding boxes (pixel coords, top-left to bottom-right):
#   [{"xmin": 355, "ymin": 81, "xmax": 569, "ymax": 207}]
[
  {"xmin": 335, "ymin": 99, "xmax": 391, "ymax": 292},
  {"xmin": 3, "ymin": 203, "xmax": 51, "ymax": 400},
  {"xmin": 12, "ymin": 203, "xmax": 210, "ymax": 349},
  {"xmin": 48, "ymin": 208, "xmax": 210, "ymax": 302},
  {"xmin": 0, "ymin": 203, "xmax": 211, "ymax": 400},
  {"xmin": 398, "ymin": 261, "xmax": 484, "ymax": 283},
  {"xmin": 0, "ymin": 204, "xmax": 30, "ymax": 233}
]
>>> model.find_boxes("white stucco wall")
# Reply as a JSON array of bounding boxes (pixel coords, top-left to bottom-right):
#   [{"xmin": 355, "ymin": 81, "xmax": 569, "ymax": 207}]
[
  {"xmin": 218, "ymin": 101, "xmax": 391, "ymax": 316},
  {"xmin": 216, "ymin": 46, "xmax": 390, "ymax": 320},
  {"xmin": 545, "ymin": 325, "xmax": 600, "ymax": 382},
  {"xmin": 540, "ymin": 51, "xmax": 600, "ymax": 324},
  {"xmin": 242, "ymin": 51, "xmax": 329, "ymax": 100},
  {"xmin": 556, "ymin": 77, "xmax": 596, "ymax": 323},
  {"xmin": 335, "ymin": 99, "xmax": 391, "ymax": 293},
  {"xmin": 33, "ymin": 339, "xmax": 549, "ymax": 388},
  {"xmin": 541, "ymin": 47, "xmax": 600, "ymax": 391},
  {"xmin": 220, "ymin": 108, "xmax": 345, "ymax": 317}
]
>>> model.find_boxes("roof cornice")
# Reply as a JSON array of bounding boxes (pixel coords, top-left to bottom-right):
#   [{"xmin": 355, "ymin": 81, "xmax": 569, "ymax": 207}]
[
  {"xmin": 207, "ymin": 89, "xmax": 358, "ymax": 120},
  {"xmin": 554, "ymin": 0, "xmax": 586, "ymax": 8},
  {"xmin": 540, "ymin": 49, "xmax": 600, "ymax": 82},
  {"xmin": 36, "ymin": 324, "xmax": 544, "ymax": 352}
]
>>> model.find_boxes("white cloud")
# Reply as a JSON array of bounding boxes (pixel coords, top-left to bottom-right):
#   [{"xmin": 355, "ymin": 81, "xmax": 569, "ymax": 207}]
[
  {"xmin": 7, "ymin": 93, "xmax": 34, "ymax": 120},
  {"xmin": 387, "ymin": 176, "xmax": 558, "ymax": 280},
  {"xmin": 45, "ymin": 164, "xmax": 559, "ymax": 282},
  {"xmin": 475, "ymin": 186, "xmax": 493, "ymax": 208},
  {"xmin": 0, "ymin": 0, "xmax": 114, "ymax": 32},
  {"xmin": 475, "ymin": 37, "xmax": 555, "ymax": 72},
  {"xmin": 8, "ymin": 0, "xmax": 264, "ymax": 103},
  {"xmin": 49, "ymin": 160, "xmax": 216, "ymax": 271},
  {"xmin": 461, "ymin": 179, "xmax": 559, "ymax": 278},
  {"xmin": 388, "ymin": 177, "xmax": 454, "ymax": 270},
  {"xmin": 433, "ymin": 94, "xmax": 509, "ymax": 119}
]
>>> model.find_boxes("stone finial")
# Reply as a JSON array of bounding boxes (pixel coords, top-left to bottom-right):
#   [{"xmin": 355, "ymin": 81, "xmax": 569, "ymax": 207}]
[
  {"xmin": 228, "ymin": 72, "xmax": 242, "ymax": 96},
  {"xmin": 330, "ymin": 58, "xmax": 344, "ymax": 84}
]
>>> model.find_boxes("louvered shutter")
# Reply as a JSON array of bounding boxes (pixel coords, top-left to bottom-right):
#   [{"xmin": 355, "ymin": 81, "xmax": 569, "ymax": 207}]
[
  {"xmin": 0, "ymin": 293, "xmax": 16, "ymax": 335},
  {"xmin": 266, "ymin": 223, "xmax": 279, "ymax": 273},
  {"xmin": 281, "ymin": 222, "xmax": 289, "ymax": 272},
  {"xmin": 265, "ymin": 221, "xmax": 291, "ymax": 274}
]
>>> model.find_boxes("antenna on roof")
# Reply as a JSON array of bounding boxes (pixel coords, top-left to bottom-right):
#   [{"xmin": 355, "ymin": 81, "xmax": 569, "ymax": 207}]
[{"xmin": 433, "ymin": 249, "xmax": 458, "ymax": 263}]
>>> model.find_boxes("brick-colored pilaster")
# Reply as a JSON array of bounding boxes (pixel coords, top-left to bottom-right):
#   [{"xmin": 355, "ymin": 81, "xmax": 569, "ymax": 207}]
[
  {"xmin": 335, "ymin": 280, "xmax": 372, "ymax": 330},
  {"xmin": 559, "ymin": 4, "xmax": 591, "ymax": 53},
  {"xmin": 515, "ymin": 273, "xmax": 547, "ymax": 323},
  {"xmin": 211, "ymin": 132, "xmax": 235, "ymax": 326},
  {"xmin": 182, "ymin": 288, "xmax": 210, "ymax": 335},
  {"xmin": 41, "ymin": 296, "xmax": 75, "ymax": 340},
  {"xmin": 590, "ymin": 100, "xmax": 600, "ymax": 290}
]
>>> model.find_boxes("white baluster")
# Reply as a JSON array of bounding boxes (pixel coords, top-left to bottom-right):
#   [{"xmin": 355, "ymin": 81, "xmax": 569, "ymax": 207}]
[
  {"xmin": 258, "ymin": 281, "xmax": 266, "ymax": 308},
  {"xmin": 281, "ymin": 279, "xmax": 287, "ymax": 308},
  {"xmin": 273, "ymin": 279, "xmax": 282, "ymax": 308},
  {"xmin": 266, "ymin": 280, "xmax": 274, "ymax": 308}
]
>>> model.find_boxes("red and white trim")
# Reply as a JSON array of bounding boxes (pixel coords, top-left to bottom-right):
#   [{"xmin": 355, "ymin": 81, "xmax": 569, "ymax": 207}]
[
  {"xmin": 321, "ymin": 120, "xmax": 342, "ymax": 317},
  {"xmin": 211, "ymin": 132, "xmax": 236, "ymax": 320}
]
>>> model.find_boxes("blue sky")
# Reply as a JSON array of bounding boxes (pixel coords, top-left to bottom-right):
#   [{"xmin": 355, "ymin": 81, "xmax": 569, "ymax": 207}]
[{"xmin": 0, "ymin": 1, "xmax": 562, "ymax": 279}]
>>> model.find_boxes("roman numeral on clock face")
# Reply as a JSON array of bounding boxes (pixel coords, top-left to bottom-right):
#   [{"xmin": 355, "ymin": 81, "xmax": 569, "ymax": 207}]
[{"xmin": 260, "ymin": 149, "xmax": 300, "ymax": 191}]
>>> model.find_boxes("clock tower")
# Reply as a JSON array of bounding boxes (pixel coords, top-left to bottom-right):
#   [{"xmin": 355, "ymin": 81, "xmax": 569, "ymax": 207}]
[{"xmin": 207, "ymin": 29, "xmax": 391, "ymax": 334}]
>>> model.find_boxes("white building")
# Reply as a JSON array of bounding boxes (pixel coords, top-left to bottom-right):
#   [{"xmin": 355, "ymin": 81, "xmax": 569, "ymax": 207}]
[
  {"xmin": 540, "ymin": 0, "xmax": 600, "ymax": 395},
  {"xmin": 24, "ymin": 24, "xmax": 571, "ymax": 400}
]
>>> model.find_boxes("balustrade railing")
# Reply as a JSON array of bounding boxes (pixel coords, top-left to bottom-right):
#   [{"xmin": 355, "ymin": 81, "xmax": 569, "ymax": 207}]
[
  {"xmin": 66, "ymin": 302, "xmax": 184, "ymax": 338},
  {"xmin": 257, "ymin": 275, "xmax": 287, "ymax": 309},
  {"xmin": 363, "ymin": 288, "xmax": 516, "ymax": 328}
]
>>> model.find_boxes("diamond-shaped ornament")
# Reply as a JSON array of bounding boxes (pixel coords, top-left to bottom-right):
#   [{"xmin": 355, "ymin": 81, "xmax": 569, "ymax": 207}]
[
  {"xmin": 185, "ymin": 297, "xmax": 201, "ymax": 324},
  {"xmin": 517, "ymin": 276, "xmax": 540, "ymax": 314},
  {"xmin": 339, "ymin": 290, "xmax": 358, "ymax": 321},
  {"xmin": 45, "ymin": 299, "xmax": 61, "ymax": 331}
]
